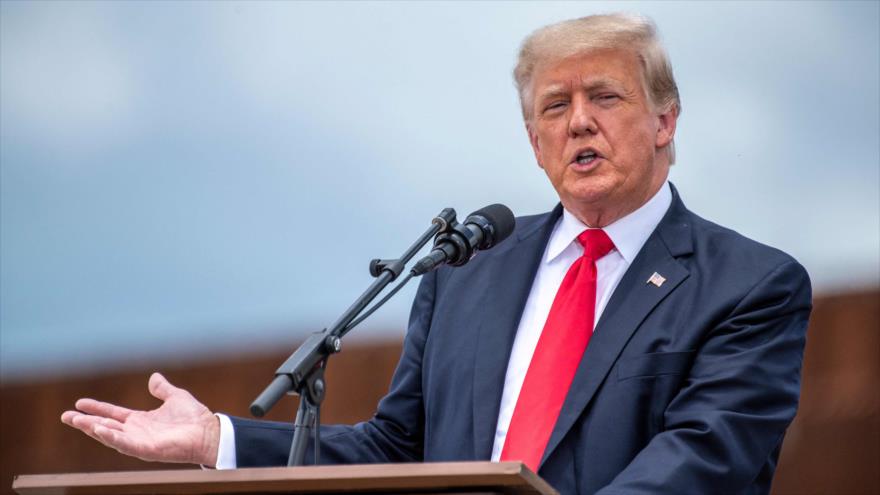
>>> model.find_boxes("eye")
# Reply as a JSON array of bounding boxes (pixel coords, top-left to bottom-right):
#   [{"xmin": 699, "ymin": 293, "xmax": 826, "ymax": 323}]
[
  {"xmin": 542, "ymin": 101, "xmax": 567, "ymax": 114},
  {"xmin": 594, "ymin": 93, "xmax": 620, "ymax": 106}
]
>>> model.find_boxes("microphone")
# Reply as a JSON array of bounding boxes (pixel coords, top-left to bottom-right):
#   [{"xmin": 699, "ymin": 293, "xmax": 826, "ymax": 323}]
[{"xmin": 411, "ymin": 204, "xmax": 515, "ymax": 276}]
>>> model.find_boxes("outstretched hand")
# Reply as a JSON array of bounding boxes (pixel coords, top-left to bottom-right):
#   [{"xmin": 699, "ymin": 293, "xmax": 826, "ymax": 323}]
[{"xmin": 61, "ymin": 372, "xmax": 220, "ymax": 467}]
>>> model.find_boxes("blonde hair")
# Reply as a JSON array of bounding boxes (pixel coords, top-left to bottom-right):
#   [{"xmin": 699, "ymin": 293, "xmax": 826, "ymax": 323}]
[{"xmin": 514, "ymin": 13, "xmax": 681, "ymax": 162}]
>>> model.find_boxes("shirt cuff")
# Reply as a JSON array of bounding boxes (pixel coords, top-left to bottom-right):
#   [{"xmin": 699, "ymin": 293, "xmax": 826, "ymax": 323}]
[{"xmin": 214, "ymin": 413, "xmax": 237, "ymax": 469}]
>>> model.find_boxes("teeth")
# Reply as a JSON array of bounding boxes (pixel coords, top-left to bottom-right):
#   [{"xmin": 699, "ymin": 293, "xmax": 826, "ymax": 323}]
[{"xmin": 576, "ymin": 151, "xmax": 597, "ymax": 164}]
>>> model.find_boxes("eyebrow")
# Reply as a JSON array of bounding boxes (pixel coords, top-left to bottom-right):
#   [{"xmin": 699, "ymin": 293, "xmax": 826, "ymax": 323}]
[{"xmin": 535, "ymin": 77, "xmax": 625, "ymax": 103}]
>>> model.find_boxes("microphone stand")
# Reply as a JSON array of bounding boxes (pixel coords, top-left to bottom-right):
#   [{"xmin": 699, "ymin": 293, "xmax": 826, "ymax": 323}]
[{"xmin": 250, "ymin": 208, "xmax": 456, "ymax": 467}]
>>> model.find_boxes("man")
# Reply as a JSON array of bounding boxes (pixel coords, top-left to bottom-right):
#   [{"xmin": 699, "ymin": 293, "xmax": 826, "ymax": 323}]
[{"xmin": 62, "ymin": 14, "xmax": 811, "ymax": 494}]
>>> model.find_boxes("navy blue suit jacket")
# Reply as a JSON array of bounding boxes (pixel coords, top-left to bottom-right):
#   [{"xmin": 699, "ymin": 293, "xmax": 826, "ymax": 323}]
[{"xmin": 232, "ymin": 188, "xmax": 812, "ymax": 494}]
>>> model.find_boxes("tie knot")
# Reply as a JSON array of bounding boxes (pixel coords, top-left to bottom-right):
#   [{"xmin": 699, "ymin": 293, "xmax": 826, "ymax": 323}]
[{"xmin": 577, "ymin": 229, "xmax": 615, "ymax": 262}]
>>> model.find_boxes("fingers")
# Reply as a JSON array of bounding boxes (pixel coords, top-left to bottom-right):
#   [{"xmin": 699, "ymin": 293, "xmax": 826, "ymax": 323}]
[
  {"xmin": 63, "ymin": 411, "xmax": 124, "ymax": 431},
  {"xmin": 61, "ymin": 410, "xmax": 160, "ymax": 463},
  {"xmin": 92, "ymin": 425, "xmax": 146, "ymax": 460},
  {"xmin": 75, "ymin": 422, "xmax": 153, "ymax": 462},
  {"xmin": 63, "ymin": 412, "xmax": 104, "ymax": 443},
  {"xmin": 60, "ymin": 395, "xmax": 134, "ymax": 447},
  {"xmin": 148, "ymin": 372, "xmax": 182, "ymax": 401},
  {"xmin": 60, "ymin": 410, "xmax": 78, "ymax": 426},
  {"xmin": 73, "ymin": 398, "xmax": 133, "ymax": 422},
  {"xmin": 61, "ymin": 410, "xmax": 125, "ymax": 447}
]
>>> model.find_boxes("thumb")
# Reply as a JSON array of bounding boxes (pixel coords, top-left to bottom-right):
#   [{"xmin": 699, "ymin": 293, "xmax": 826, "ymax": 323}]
[{"xmin": 148, "ymin": 372, "xmax": 181, "ymax": 401}]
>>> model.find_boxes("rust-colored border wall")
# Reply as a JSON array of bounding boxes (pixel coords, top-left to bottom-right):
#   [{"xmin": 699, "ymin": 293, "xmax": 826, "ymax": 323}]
[
  {"xmin": 772, "ymin": 289, "xmax": 879, "ymax": 494},
  {"xmin": 2, "ymin": 289, "xmax": 878, "ymax": 494}
]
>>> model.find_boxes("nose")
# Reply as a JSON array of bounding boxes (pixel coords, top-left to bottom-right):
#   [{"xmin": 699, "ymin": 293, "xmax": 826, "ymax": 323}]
[{"xmin": 568, "ymin": 97, "xmax": 597, "ymax": 137}]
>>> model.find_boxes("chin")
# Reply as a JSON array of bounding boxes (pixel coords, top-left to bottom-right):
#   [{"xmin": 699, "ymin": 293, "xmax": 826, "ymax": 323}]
[{"xmin": 564, "ymin": 182, "xmax": 616, "ymax": 206}]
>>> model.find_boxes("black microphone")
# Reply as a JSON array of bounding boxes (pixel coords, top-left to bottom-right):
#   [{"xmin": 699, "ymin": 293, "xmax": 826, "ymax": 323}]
[{"xmin": 411, "ymin": 204, "xmax": 515, "ymax": 276}]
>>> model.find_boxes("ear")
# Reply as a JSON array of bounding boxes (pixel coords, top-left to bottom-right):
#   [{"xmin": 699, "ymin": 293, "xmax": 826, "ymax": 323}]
[
  {"xmin": 655, "ymin": 105, "xmax": 678, "ymax": 149},
  {"xmin": 527, "ymin": 123, "xmax": 545, "ymax": 170}
]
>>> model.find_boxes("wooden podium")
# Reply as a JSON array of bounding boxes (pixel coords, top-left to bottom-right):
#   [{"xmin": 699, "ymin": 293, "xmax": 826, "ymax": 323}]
[{"xmin": 12, "ymin": 461, "xmax": 558, "ymax": 494}]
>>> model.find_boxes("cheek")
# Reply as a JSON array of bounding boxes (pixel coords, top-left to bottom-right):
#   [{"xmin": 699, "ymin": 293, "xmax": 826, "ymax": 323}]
[
  {"xmin": 614, "ymin": 119, "xmax": 656, "ymax": 154},
  {"xmin": 534, "ymin": 128, "xmax": 563, "ymax": 164},
  {"xmin": 545, "ymin": 129, "xmax": 570, "ymax": 160}
]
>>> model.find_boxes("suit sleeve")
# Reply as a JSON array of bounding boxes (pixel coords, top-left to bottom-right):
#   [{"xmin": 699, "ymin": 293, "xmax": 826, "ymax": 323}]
[
  {"xmin": 231, "ymin": 270, "xmax": 438, "ymax": 467},
  {"xmin": 596, "ymin": 260, "xmax": 812, "ymax": 494}
]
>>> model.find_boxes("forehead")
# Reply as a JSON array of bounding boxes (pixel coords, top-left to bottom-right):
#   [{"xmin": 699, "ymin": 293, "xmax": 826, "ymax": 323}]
[{"xmin": 531, "ymin": 48, "xmax": 645, "ymax": 97}]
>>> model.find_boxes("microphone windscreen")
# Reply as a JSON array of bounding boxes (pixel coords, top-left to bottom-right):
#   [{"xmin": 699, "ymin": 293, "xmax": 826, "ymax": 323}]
[{"xmin": 472, "ymin": 203, "xmax": 516, "ymax": 244}]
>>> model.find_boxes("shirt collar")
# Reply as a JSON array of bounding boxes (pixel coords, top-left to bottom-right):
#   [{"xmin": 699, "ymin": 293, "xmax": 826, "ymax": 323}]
[{"xmin": 545, "ymin": 181, "xmax": 673, "ymax": 264}]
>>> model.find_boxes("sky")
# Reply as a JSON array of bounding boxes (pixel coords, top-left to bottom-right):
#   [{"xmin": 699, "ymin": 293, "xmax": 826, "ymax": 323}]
[{"xmin": 1, "ymin": 1, "xmax": 878, "ymax": 381}]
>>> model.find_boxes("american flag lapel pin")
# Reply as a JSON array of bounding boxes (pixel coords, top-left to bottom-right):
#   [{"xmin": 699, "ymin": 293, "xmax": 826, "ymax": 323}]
[{"xmin": 647, "ymin": 272, "xmax": 666, "ymax": 287}]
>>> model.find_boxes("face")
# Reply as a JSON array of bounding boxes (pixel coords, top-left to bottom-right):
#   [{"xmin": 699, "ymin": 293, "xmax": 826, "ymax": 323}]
[{"xmin": 527, "ymin": 48, "xmax": 677, "ymax": 227}]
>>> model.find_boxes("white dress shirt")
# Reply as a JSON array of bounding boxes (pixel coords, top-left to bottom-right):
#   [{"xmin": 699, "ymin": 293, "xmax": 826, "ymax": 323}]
[
  {"xmin": 216, "ymin": 182, "xmax": 673, "ymax": 469},
  {"xmin": 490, "ymin": 182, "xmax": 672, "ymax": 460}
]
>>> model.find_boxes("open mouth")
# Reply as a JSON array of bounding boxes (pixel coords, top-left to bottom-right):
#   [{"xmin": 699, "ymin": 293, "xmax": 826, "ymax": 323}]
[{"xmin": 573, "ymin": 149, "xmax": 600, "ymax": 166}]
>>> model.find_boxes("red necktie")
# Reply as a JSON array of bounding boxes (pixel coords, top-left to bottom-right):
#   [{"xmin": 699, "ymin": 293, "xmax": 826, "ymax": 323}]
[{"xmin": 500, "ymin": 228, "xmax": 615, "ymax": 471}]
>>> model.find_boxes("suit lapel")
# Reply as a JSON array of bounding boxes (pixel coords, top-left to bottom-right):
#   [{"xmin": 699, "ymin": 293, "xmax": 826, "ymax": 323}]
[
  {"xmin": 539, "ymin": 190, "xmax": 694, "ymax": 467},
  {"xmin": 471, "ymin": 207, "xmax": 561, "ymax": 460}
]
